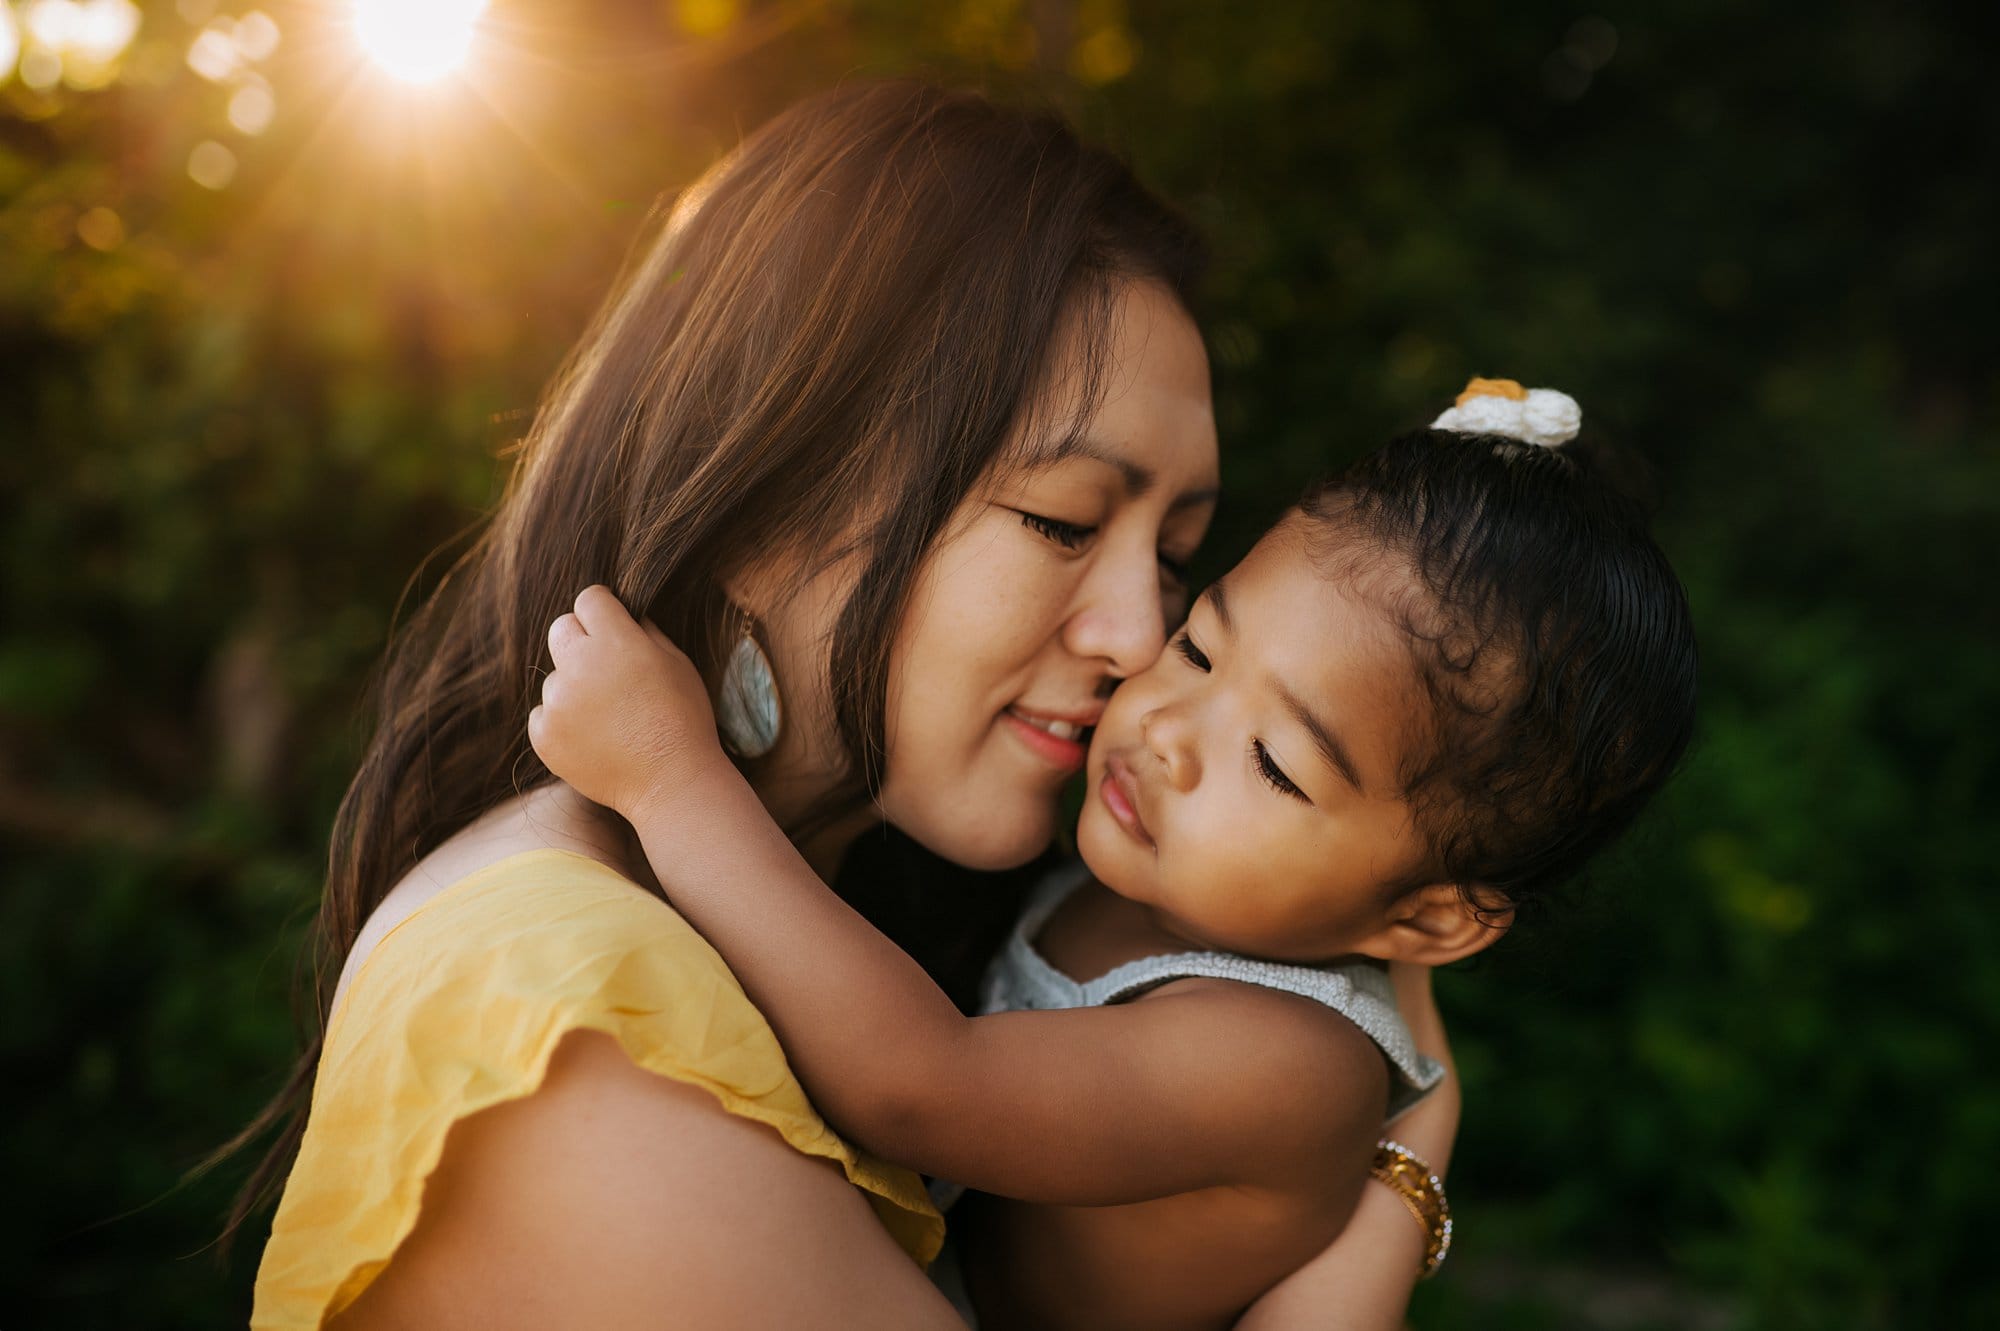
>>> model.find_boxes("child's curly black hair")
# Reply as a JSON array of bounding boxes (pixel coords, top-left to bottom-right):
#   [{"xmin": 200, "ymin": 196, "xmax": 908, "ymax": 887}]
[{"xmin": 1299, "ymin": 429, "xmax": 1699, "ymax": 918}]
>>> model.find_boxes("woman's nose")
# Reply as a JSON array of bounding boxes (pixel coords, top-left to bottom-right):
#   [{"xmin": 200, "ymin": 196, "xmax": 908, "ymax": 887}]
[
  {"xmin": 1063, "ymin": 542, "xmax": 1168, "ymax": 680},
  {"xmin": 1140, "ymin": 703, "xmax": 1201, "ymax": 791}
]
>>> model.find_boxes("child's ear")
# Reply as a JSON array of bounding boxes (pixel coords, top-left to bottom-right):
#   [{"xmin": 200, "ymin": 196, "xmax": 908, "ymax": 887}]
[{"xmin": 1355, "ymin": 883, "xmax": 1511, "ymax": 967}]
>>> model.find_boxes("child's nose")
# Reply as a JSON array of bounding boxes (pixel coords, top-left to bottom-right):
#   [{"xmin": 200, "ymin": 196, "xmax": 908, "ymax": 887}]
[{"xmin": 1140, "ymin": 704, "xmax": 1201, "ymax": 791}]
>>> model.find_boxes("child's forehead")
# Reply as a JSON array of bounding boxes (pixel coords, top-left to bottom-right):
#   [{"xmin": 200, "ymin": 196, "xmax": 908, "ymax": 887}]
[
  {"xmin": 1274, "ymin": 507, "xmax": 1415, "ymax": 585},
  {"xmin": 1213, "ymin": 523, "xmax": 1428, "ymax": 701},
  {"xmin": 1197, "ymin": 529, "xmax": 1429, "ymax": 799},
  {"xmin": 1239, "ymin": 513, "xmax": 1422, "ymax": 620}
]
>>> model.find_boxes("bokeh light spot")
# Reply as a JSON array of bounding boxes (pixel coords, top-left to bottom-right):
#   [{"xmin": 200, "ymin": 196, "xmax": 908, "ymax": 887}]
[
  {"xmin": 186, "ymin": 22, "xmax": 237, "ymax": 81},
  {"xmin": 187, "ymin": 138, "xmax": 237, "ymax": 190},
  {"xmin": 21, "ymin": 46, "xmax": 62, "ymax": 90},
  {"xmin": 15, "ymin": 0, "xmax": 138, "ymax": 89},
  {"xmin": 228, "ymin": 76, "xmax": 275, "ymax": 134},
  {"xmin": 23, "ymin": 0, "xmax": 81, "ymax": 51},
  {"xmin": 65, "ymin": 0, "xmax": 139, "ymax": 64},
  {"xmin": 1565, "ymin": 16, "xmax": 1619, "ymax": 71},
  {"xmin": 232, "ymin": 9, "xmax": 280, "ymax": 62},
  {"xmin": 1071, "ymin": 24, "xmax": 1137, "ymax": 86},
  {"xmin": 0, "ymin": 5, "xmax": 21, "ymax": 83},
  {"xmin": 353, "ymin": 0, "xmax": 487, "ymax": 84},
  {"xmin": 76, "ymin": 205, "xmax": 125, "ymax": 250}
]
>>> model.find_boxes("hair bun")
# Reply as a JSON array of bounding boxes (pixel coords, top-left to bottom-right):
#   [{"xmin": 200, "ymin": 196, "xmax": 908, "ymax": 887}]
[{"xmin": 1431, "ymin": 377, "xmax": 1581, "ymax": 448}]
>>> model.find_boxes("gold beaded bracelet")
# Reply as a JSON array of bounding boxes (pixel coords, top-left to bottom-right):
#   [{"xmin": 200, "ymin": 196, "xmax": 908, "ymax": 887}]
[{"xmin": 1370, "ymin": 1139, "xmax": 1452, "ymax": 1279}]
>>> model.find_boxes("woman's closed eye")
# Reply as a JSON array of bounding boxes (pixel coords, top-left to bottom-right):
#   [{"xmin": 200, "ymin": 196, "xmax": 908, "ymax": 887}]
[
  {"xmin": 1019, "ymin": 511, "xmax": 1198, "ymax": 586},
  {"xmin": 1018, "ymin": 510, "xmax": 1095, "ymax": 550}
]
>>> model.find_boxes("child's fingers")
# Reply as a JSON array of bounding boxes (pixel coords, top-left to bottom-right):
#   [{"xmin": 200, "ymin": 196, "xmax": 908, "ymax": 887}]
[
  {"xmin": 572, "ymin": 584, "xmax": 633, "ymax": 638},
  {"xmin": 538, "ymin": 667, "xmax": 565, "ymax": 710},
  {"xmin": 548, "ymin": 612, "xmax": 585, "ymax": 663},
  {"xmin": 527, "ymin": 700, "xmax": 570, "ymax": 771}
]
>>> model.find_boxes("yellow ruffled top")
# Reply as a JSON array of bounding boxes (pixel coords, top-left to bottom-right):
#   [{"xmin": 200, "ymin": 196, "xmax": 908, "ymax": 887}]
[{"xmin": 251, "ymin": 848, "xmax": 943, "ymax": 1330}]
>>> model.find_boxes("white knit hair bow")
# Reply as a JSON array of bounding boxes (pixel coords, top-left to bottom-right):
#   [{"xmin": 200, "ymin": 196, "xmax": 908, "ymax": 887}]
[{"xmin": 1431, "ymin": 378, "xmax": 1582, "ymax": 448}]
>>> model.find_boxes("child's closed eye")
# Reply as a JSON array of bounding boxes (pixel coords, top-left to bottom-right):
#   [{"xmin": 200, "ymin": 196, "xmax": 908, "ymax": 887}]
[{"xmin": 1252, "ymin": 740, "xmax": 1309, "ymax": 803}]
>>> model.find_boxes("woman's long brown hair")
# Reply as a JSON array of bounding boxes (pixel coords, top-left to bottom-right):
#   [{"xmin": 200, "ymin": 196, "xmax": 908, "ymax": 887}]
[{"xmin": 214, "ymin": 82, "xmax": 1205, "ymax": 1252}]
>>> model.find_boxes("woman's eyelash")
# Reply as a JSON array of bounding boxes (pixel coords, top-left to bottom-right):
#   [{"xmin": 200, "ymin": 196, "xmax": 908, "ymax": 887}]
[
  {"xmin": 1019, "ymin": 511, "xmax": 1094, "ymax": 549},
  {"xmin": 1252, "ymin": 741, "xmax": 1309, "ymax": 802},
  {"xmin": 1173, "ymin": 632, "xmax": 1210, "ymax": 671},
  {"xmin": 1018, "ymin": 511, "xmax": 1193, "ymax": 584}
]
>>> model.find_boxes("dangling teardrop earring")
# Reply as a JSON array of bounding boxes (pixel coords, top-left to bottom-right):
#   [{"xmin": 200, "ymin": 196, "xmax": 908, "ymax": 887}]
[{"xmin": 717, "ymin": 614, "xmax": 782, "ymax": 760}]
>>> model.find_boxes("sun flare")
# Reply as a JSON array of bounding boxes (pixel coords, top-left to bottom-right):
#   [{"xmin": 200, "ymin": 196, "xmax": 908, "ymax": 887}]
[{"xmin": 352, "ymin": 0, "xmax": 487, "ymax": 84}]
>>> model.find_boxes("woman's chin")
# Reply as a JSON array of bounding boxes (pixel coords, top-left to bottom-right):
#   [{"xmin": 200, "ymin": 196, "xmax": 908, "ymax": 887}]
[
  {"xmin": 946, "ymin": 827, "xmax": 1057, "ymax": 872},
  {"xmin": 895, "ymin": 804, "xmax": 1057, "ymax": 872}
]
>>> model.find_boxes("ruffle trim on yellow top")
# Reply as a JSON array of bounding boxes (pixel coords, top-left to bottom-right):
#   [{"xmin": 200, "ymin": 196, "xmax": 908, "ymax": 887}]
[{"xmin": 252, "ymin": 849, "xmax": 943, "ymax": 1330}]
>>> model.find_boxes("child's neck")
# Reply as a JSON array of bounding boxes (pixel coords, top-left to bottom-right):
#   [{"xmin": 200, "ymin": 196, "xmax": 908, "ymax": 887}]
[
  {"xmin": 1037, "ymin": 875, "xmax": 1381, "ymax": 981},
  {"xmin": 1033, "ymin": 877, "xmax": 1223, "ymax": 982}
]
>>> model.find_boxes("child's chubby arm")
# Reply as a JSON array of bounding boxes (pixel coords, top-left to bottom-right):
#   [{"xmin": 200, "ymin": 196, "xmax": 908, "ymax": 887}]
[
  {"xmin": 1234, "ymin": 964, "xmax": 1458, "ymax": 1331},
  {"xmin": 530, "ymin": 587, "xmax": 1386, "ymax": 1209}
]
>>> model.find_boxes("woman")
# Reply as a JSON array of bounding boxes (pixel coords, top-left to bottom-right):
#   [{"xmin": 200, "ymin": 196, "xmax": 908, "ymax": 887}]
[{"xmin": 237, "ymin": 82, "xmax": 1460, "ymax": 1328}]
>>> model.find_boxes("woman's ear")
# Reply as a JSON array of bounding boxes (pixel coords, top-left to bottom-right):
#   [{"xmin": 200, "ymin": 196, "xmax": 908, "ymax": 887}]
[{"xmin": 1355, "ymin": 883, "xmax": 1511, "ymax": 967}]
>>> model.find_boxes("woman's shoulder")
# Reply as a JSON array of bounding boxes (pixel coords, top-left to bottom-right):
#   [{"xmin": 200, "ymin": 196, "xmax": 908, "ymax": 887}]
[
  {"xmin": 339, "ymin": 845, "xmax": 687, "ymax": 992},
  {"xmin": 254, "ymin": 844, "xmax": 942, "ymax": 1328},
  {"xmin": 330, "ymin": 791, "xmax": 666, "ymax": 1015},
  {"xmin": 310, "ymin": 846, "xmax": 795, "ymax": 1161},
  {"xmin": 321, "ymin": 844, "xmax": 701, "ymax": 1041}
]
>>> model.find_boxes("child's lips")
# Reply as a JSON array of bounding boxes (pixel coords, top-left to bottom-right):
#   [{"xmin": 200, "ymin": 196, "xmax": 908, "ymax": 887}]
[{"xmin": 1101, "ymin": 754, "xmax": 1153, "ymax": 847}]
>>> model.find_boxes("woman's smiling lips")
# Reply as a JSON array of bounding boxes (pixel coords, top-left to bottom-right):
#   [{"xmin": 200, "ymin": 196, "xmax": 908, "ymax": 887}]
[
  {"xmin": 1100, "ymin": 753, "xmax": 1153, "ymax": 846},
  {"xmin": 1001, "ymin": 704, "xmax": 1100, "ymax": 772}
]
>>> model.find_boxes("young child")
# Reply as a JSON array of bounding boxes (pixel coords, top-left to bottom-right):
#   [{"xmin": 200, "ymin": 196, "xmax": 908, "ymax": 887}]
[{"xmin": 528, "ymin": 380, "xmax": 1698, "ymax": 1329}]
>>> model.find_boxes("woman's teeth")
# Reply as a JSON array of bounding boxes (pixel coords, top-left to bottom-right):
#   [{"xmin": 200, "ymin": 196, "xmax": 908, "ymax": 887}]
[{"xmin": 1016, "ymin": 713, "xmax": 1084, "ymax": 741}]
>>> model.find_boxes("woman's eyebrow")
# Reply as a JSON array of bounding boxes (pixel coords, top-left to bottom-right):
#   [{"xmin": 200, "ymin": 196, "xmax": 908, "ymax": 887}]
[
  {"xmin": 1169, "ymin": 485, "xmax": 1222, "ymax": 514},
  {"xmin": 1029, "ymin": 435, "xmax": 1220, "ymax": 509}
]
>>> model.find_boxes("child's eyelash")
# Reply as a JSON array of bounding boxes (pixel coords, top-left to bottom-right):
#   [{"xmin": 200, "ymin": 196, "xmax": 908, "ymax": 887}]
[
  {"xmin": 1252, "ymin": 740, "xmax": 1309, "ymax": 802},
  {"xmin": 1019, "ymin": 512, "xmax": 1094, "ymax": 549},
  {"xmin": 1175, "ymin": 632, "xmax": 1307, "ymax": 801},
  {"xmin": 1173, "ymin": 632, "xmax": 1210, "ymax": 671}
]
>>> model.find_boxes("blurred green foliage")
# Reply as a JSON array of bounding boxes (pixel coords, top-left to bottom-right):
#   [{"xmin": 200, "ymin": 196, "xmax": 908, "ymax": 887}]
[{"xmin": 3, "ymin": 1, "xmax": 1994, "ymax": 1326}]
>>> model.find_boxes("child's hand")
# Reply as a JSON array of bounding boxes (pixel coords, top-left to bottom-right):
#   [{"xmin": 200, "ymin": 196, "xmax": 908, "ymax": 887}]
[{"xmin": 529, "ymin": 585, "xmax": 727, "ymax": 815}]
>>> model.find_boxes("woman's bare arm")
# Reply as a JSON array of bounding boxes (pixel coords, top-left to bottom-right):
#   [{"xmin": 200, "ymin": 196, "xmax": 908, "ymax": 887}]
[
  {"xmin": 332, "ymin": 1029, "xmax": 962, "ymax": 1331},
  {"xmin": 1234, "ymin": 964, "xmax": 1459, "ymax": 1331}
]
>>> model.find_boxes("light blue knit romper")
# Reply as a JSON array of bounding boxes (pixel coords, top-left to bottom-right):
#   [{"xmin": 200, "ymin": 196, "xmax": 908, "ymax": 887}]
[
  {"xmin": 926, "ymin": 862, "xmax": 1446, "ymax": 1316},
  {"xmin": 982, "ymin": 861, "xmax": 1445, "ymax": 1111}
]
